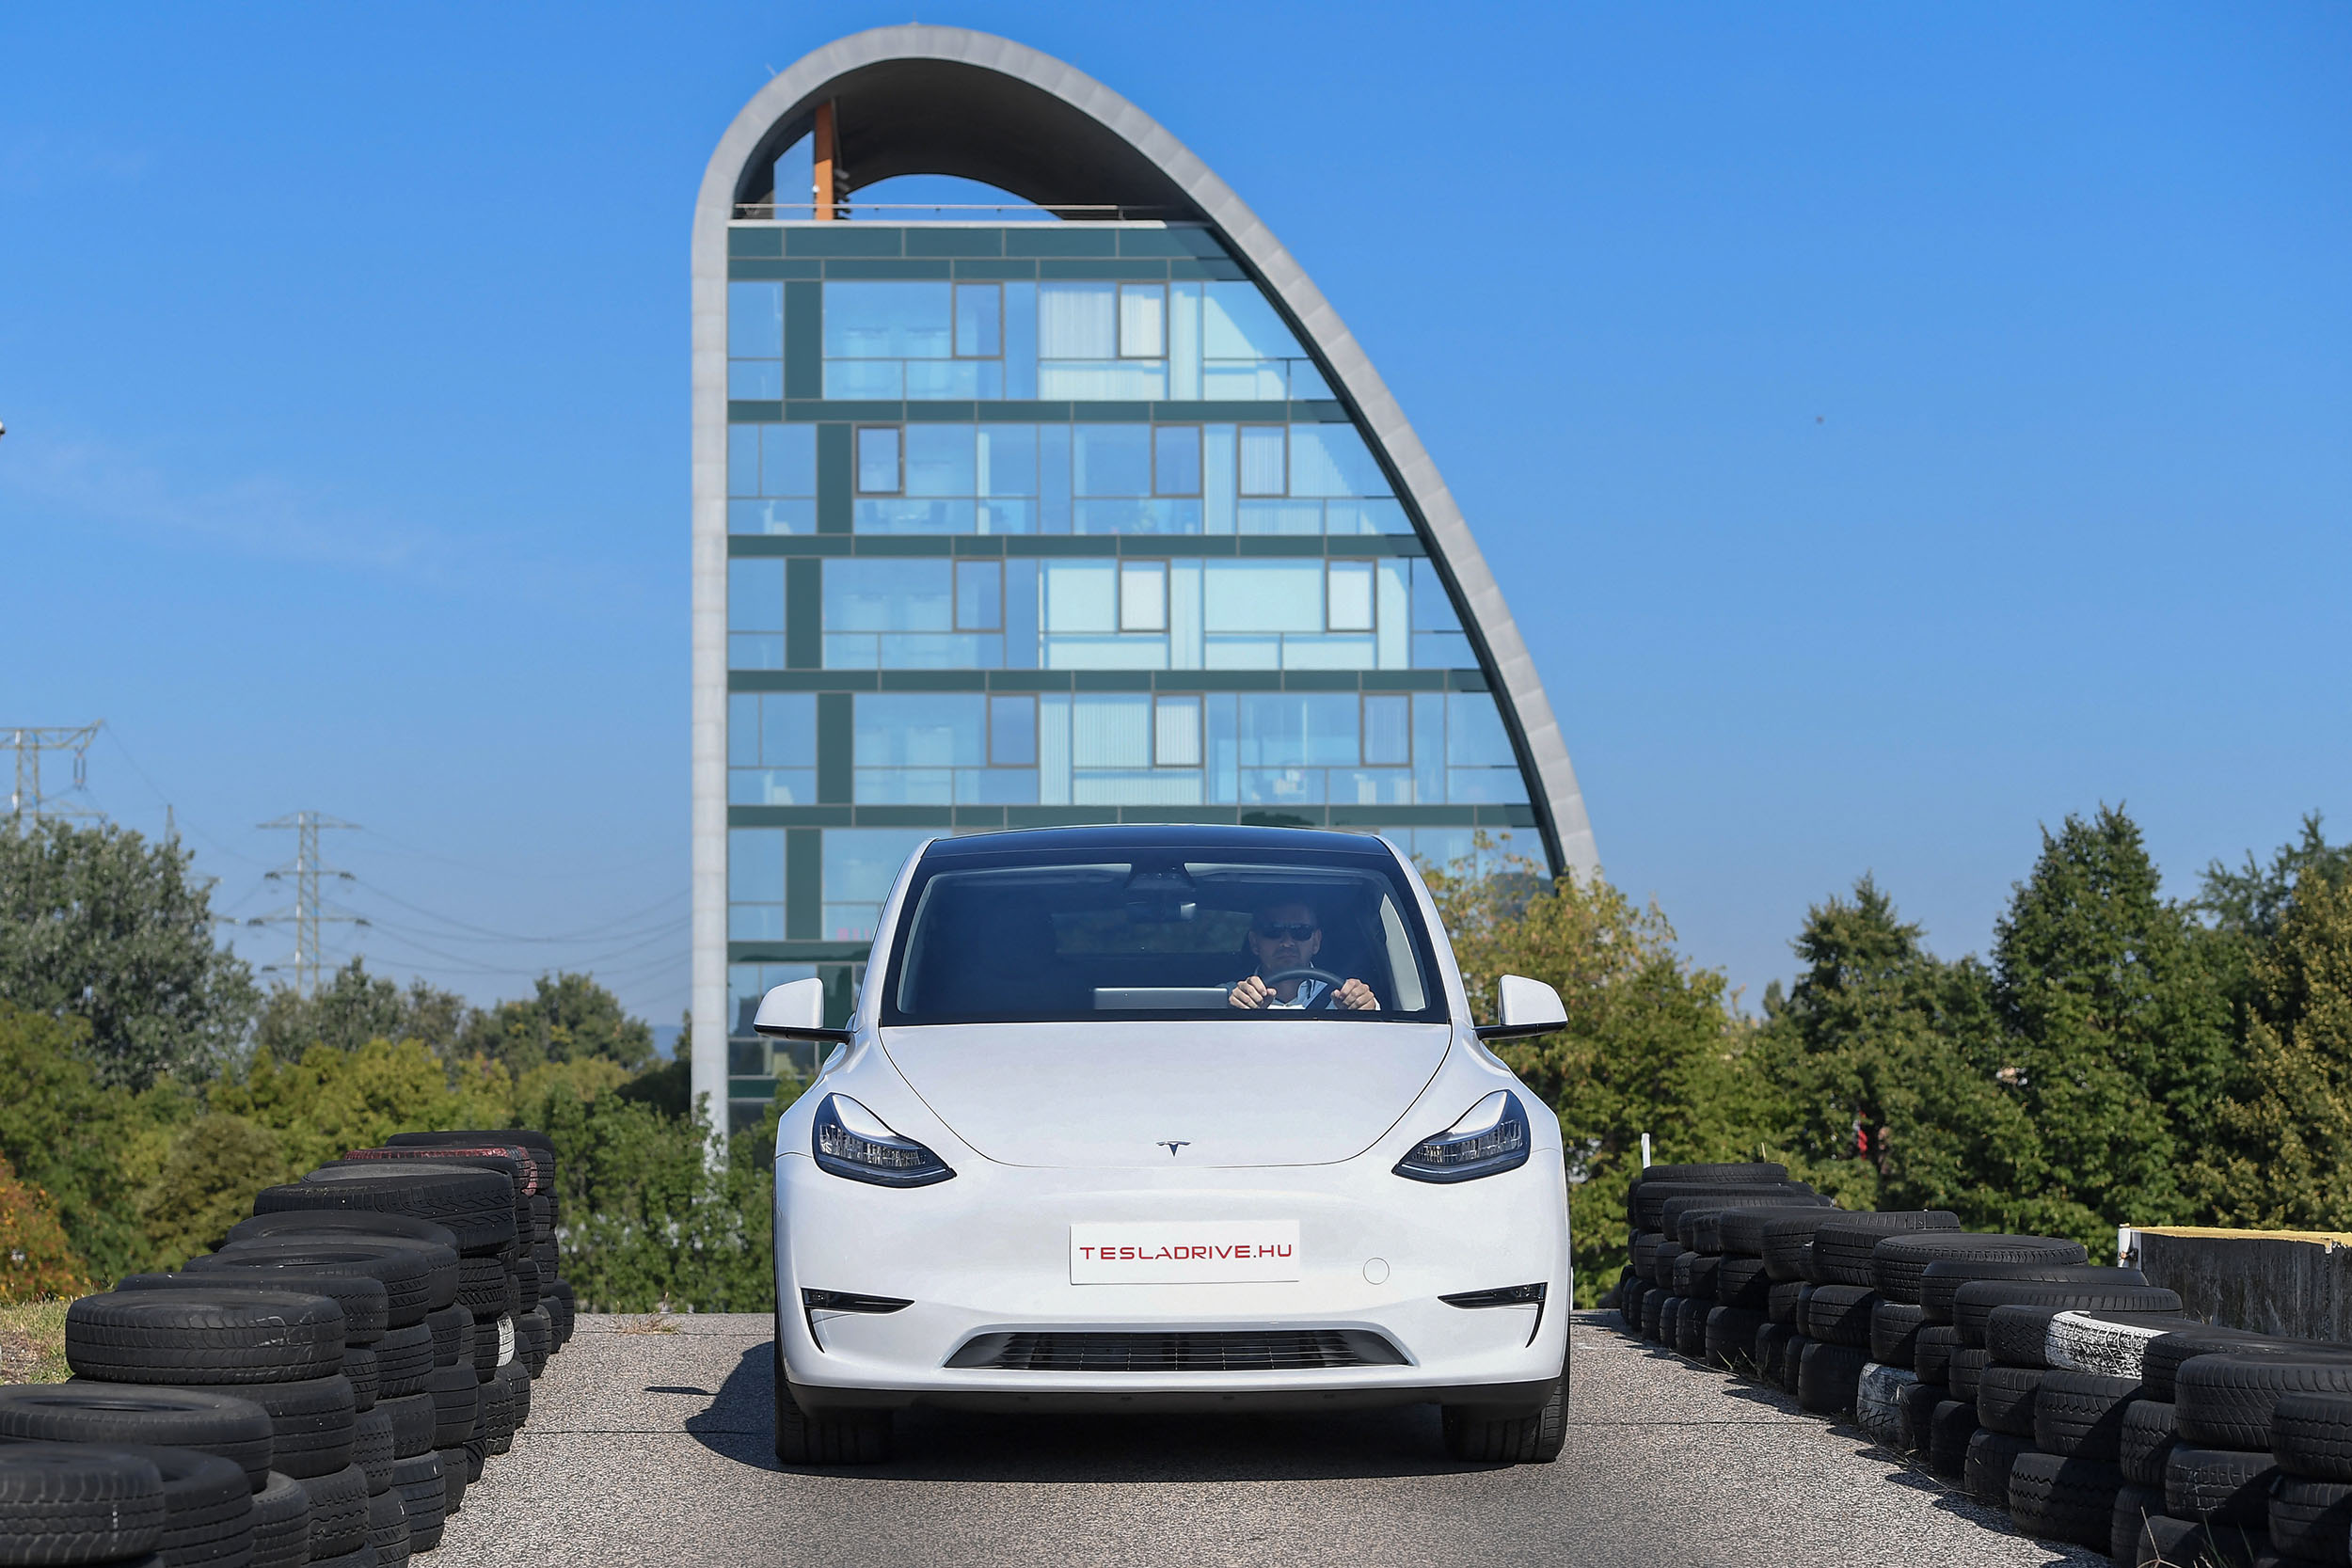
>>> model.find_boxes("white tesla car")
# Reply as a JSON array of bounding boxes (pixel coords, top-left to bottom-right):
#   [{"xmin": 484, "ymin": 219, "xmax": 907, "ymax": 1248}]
[{"xmin": 755, "ymin": 825, "xmax": 1572, "ymax": 1465}]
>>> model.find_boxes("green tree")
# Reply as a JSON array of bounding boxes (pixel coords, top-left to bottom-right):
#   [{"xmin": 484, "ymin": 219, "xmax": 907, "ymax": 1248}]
[
  {"xmin": 1752, "ymin": 880, "xmax": 2029, "ymax": 1224},
  {"xmin": 210, "ymin": 1037, "xmax": 517, "ymax": 1174},
  {"xmin": 135, "ymin": 1115, "xmax": 292, "ymax": 1272},
  {"xmin": 2192, "ymin": 858, "xmax": 2352, "ymax": 1228},
  {"xmin": 459, "ymin": 973, "xmax": 654, "ymax": 1074},
  {"xmin": 253, "ymin": 959, "xmax": 474, "ymax": 1061},
  {"xmin": 1422, "ymin": 850, "xmax": 1760, "ymax": 1304},
  {"xmin": 0, "ymin": 820, "xmax": 258, "ymax": 1088},
  {"xmin": 0, "ymin": 1005, "xmax": 160, "ymax": 1280},
  {"xmin": 1985, "ymin": 806, "xmax": 2233, "ymax": 1251}
]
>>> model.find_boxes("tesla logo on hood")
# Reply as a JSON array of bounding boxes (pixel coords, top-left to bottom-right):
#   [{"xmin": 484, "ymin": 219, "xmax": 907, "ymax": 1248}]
[{"xmin": 1156, "ymin": 1141, "xmax": 1190, "ymax": 1156}]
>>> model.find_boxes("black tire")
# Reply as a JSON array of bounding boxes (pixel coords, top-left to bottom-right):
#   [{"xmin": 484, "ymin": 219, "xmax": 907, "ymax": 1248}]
[
  {"xmin": 389, "ymin": 1452, "xmax": 444, "ymax": 1553},
  {"xmin": 1796, "ymin": 1340, "xmax": 1867, "ymax": 1414},
  {"xmin": 1963, "ymin": 1426, "xmax": 2031, "ymax": 1505},
  {"xmin": 342, "ymin": 1344, "xmax": 377, "ymax": 1411},
  {"xmin": 193, "ymin": 1244, "xmax": 432, "ymax": 1333},
  {"xmin": 117, "ymin": 1271, "xmax": 389, "ymax": 1345},
  {"xmin": 1615, "ymin": 1275, "xmax": 1647, "ymax": 1331},
  {"xmin": 1766, "ymin": 1281, "xmax": 1804, "ymax": 1327},
  {"xmin": 1949, "ymin": 1345, "xmax": 1990, "ymax": 1401},
  {"xmin": 469, "ymin": 1315, "xmax": 509, "ymax": 1378},
  {"xmin": 1899, "ymin": 1379, "xmax": 1944, "ymax": 1453},
  {"xmin": 516, "ymin": 1308, "xmax": 551, "ymax": 1378},
  {"xmin": 1984, "ymin": 1304, "xmax": 2067, "ymax": 1370},
  {"xmin": 254, "ymin": 1170, "xmax": 514, "ymax": 1257},
  {"xmin": 227, "ymin": 1211, "xmax": 458, "ymax": 1254},
  {"xmin": 1801, "ymin": 1285, "xmax": 1877, "ymax": 1349},
  {"xmin": 1872, "ymin": 1234, "xmax": 2089, "ymax": 1306},
  {"xmin": 1951, "ymin": 1280, "xmax": 2181, "ymax": 1349},
  {"xmin": 424, "ymin": 1367, "xmax": 479, "ymax": 1449},
  {"xmin": 377, "ymin": 1392, "xmax": 435, "ymax": 1461},
  {"xmin": 2042, "ymin": 1308, "xmax": 2193, "ymax": 1379},
  {"xmin": 2008, "ymin": 1449, "xmax": 2125, "ymax": 1548},
  {"xmin": 1672, "ymin": 1252, "xmax": 1719, "ymax": 1301},
  {"xmin": 1629, "ymin": 1231, "xmax": 1666, "ymax": 1279},
  {"xmin": 366, "ymin": 1482, "xmax": 410, "ymax": 1568},
  {"xmin": 1914, "ymin": 1324, "xmax": 1960, "ymax": 1384},
  {"xmin": 1758, "ymin": 1213, "xmax": 1852, "ymax": 1284},
  {"xmin": 1717, "ymin": 1204, "xmax": 1833, "ymax": 1259},
  {"xmin": 1977, "ymin": 1364, "xmax": 2043, "ymax": 1436},
  {"xmin": 1714, "ymin": 1256, "xmax": 1772, "ymax": 1311},
  {"xmin": 1656, "ymin": 1296, "xmax": 1683, "ymax": 1350},
  {"xmin": 513, "ymin": 1257, "xmax": 542, "ymax": 1317},
  {"xmin": 369, "ymin": 1323, "xmax": 434, "ymax": 1399},
  {"xmin": 2132, "ymin": 1509, "xmax": 2265, "ymax": 1568},
  {"xmin": 1705, "ymin": 1307, "xmax": 1764, "ymax": 1370},
  {"xmin": 772, "ymin": 1338, "xmax": 898, "ymax": 1465},
  {"xmin": 1776, "ymin": 1334, "xmax": 1811, "ymax": 1397},
  {"xmin": 1678, "ymin": 1202, "xmax": 1832, "ymax": 1259},
  {"xmin": 478, "ymin": 1368, "xmax": 515, "ymax": 1456},
  {"xmin": 1855, "ymin": 1362, "xmax": 1915, "ymax": 1449},
  {"xmin": 1927, "ymin": 1398, "xmax": 1978, "ymax": 1478},
  {"xmin": 2166, "ymin": 1442, "xmax": 2280, "ymax": 1526},
  {"xmin": 351, "ymin": 1407, "xmax": 396, "ymax": 1494},
  {"xmin": 0, "ymin": 1386, "xmax": 274, "ymax": 1495},
  {"xmin": 1917, "ymin": 1259, "xmax": 2145, "ymax": 1323},
  {"xmin": 1870, "ymin": 1301, "xmax": 1927, "ymax": 1367},
  {"xmin": 1636, "ymin": 1160, "xmax": 1788, "ymax": 1185},
  {"xmin": 300, "ymin": 1465, "xmax": 368, "ymax": 1560},
  {"xmin": 1753, "ymin": 1322, "xmax": 1795, "ymax": 1382},
  {"xmin": 214, "ymin": 1228, "xmax": 460, "ymax": 1318},
  {"xmin": 2034, "ymin": 1370, "xmax": 2137, "ymax": 1459},
  {"xmin": 2271, "ymin": 1476, "xmax": 2352, "ymax": 1565},
  {"xmin": 384, "ymin": 1129, "xmax": 553, "ymax": 1191},
  {"xmin": 1808, "ymin": 1214, "xmax": 1963, "ymax": 1287},
  {"xmin": 2278, "ymin": 1393, "xmax": 2352, "ymax": 1482},
  {"xmin": 434, "ymin": 1449, "xmax": 468, "ymax": 1517},
  {"xmin": 460, "ymin": 1439, "xmax": 484, "ymax": 1485},
  {"xmin": 98, "ymin": 1446, "xmax": 250, "ymax": 1568},
  {"xmin": 1672, "ymin": 1297, "xmax": 1708, "ymax": 1359},
  {"xmin": 2108, "ymin": 1482, "xmax": 2162, "ymax": 1568},
  {"xmin": 0, "ymin": 1444, "xmax": 167, "ymax": 1562},
  {"xmin": 423, "ymin": 1305, "xmax": 469, "ymax": 1371},
  {"xmin": 2119, "ymin": 1397, "xmax": 2178, "ymax": 1487},
  {"xmin": 64, "ymin": 1291, "xmax": 344, "ymax": 1386},
  {"xmin": 499, "ymin": 1360, "xmax": 532, "ymax": 1431},
  {"xmin": 2177, "ymin": 1354, "xmax": 2352, "ymax": 1449},
  {"xmin": 88, "ymin": 1375, "xmax": 356, "ymax": 1483},
  {"xmin": 2140, "ymin": 1326, "xmax": 2313, "ymax": 1402},
  {"xmin": 455, "ymin": 1259, "xmax": 510, "ymax": 1319},
  {"xmin": 249, "ymin": 1472, "xmax": 308, "ymax": 1568},
  {"xmin": 1638, "ymin": 1290, "xmax": 1666, "ymax": 1344},
  {"xmin": 1648, "ymin": 1241, "xmax": 1685, "ymax": 1291},
  {"xmin": 1631, "ymin": 1180, "xmax": 1810, "ymax": 1233}
]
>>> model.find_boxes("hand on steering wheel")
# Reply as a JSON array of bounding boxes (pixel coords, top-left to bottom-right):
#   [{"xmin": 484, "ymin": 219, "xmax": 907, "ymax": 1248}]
[{"xmin": 1232, "ymin": 967, "xmax": 1345, "ymax": 1011}]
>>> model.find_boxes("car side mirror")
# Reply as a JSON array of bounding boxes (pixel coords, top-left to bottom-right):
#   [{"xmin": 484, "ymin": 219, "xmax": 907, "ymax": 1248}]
[
  {"xmin": 1476, "ymin": 974, "xmax": 1568, "ymax": 1040},
  {"xmin": 753, "ymin": 977, "xmax": 851, "ymax": 1043}
]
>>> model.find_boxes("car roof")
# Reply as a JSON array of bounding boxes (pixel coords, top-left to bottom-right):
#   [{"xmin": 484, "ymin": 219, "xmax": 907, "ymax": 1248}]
[{"xmin": 915, "ymin": 824, "xmax": 1404, "ymax": 863}]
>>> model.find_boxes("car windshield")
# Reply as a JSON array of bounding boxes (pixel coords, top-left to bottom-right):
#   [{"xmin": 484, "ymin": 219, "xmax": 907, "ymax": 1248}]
[{"xmin": 882, "ymin": 846, "xmax": 1447, "ymax": 1025}]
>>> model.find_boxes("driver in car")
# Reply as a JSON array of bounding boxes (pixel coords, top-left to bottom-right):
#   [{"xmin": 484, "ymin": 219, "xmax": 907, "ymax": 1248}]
[{"xmin": 1226, "ymin": 901, "xmax": 1381, "ymax": 1011}]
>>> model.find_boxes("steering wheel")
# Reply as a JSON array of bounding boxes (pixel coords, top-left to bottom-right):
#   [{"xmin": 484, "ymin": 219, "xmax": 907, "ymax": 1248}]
[{"xmin": 1261, "ymin": 967, "xmax": 1344, "ymax": 1011}]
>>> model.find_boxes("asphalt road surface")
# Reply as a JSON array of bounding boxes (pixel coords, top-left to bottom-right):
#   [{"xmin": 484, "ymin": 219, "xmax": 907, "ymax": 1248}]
[{"xmin": 436, "ymin": 1311, "xmax": 2103, "ymax": 1567}]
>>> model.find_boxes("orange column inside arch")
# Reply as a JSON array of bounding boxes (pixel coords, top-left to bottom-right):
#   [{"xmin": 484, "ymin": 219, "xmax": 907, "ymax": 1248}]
[{"xmin": 812, "ymin": 101, "xmax": 838, "ymax": 219}]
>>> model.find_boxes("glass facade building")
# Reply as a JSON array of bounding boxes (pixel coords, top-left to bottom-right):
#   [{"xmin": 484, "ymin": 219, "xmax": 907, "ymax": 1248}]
[{"xmin": 692, "ymin": 29, "xmax": 1596, "ymax": 1127}]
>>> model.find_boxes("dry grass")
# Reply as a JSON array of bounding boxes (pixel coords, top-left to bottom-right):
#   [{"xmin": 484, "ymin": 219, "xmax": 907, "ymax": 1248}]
[
  {"xmin": 615, "ymin": 1312, "xmax": 679, "ymax": 1335},
  {"xmin": 0, "ymin": 1297, "xmax": 77, "ymax": 1384}
]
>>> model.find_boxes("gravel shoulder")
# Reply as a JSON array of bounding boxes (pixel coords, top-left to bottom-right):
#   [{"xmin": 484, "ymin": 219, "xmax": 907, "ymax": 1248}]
[{"xmin": 434, "ymin": 1310, "xmax": 2101, "ymax": 1567}]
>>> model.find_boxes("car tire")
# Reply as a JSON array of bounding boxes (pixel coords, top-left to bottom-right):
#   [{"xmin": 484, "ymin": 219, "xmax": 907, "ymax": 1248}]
[
  {"xmin": 1440, "ymin": 1355, "xmax": 1567, "ymax": 1465},
  {"xmin": 773, "ymin": 1339, "xmax": 894, "ymax": 1465}
]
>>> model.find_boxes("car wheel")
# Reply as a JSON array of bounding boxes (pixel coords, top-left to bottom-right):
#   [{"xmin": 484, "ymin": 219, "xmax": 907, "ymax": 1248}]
[
  {"xmin": 771, "ymin": 1336, "xmax": 893, "ymax": 1465},
  {"xmin": 1440, "ymin": 1357, "xmax": 1568, "ymax": 1465}
]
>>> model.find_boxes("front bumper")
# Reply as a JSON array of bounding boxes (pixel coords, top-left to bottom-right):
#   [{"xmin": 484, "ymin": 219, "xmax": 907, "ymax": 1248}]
[{"xmin": 774, "ymin": 1148, "xmax": 1571, "ymax": 1415}]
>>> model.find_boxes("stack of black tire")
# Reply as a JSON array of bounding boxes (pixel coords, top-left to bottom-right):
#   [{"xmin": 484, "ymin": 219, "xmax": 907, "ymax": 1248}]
[
  {"xmin": 1611, "ymin": 1165, "xmax": 2352, "ymax": 1562},
  {"xmin": 0, "ymin": 1126, "xmax": 573, "ymax": 1567}
]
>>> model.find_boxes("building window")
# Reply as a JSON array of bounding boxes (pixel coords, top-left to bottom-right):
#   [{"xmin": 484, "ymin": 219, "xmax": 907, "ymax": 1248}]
[
  {"xmin": 954, "ymin": 283, "xmax": 1001, "ymax": 358},
  {"xmin": 729, "ymin": 691, "xmax": 818, "ymax": 804},
  {"xmin": 821, "ymin": 829, "xmax": 933, "ymax": 942},
  {"xmin": 1238, "ymin": 425, "xmax": 1286, "ymax": 497},
  {"xmin": 1119, "ymin": 562, "xmax": 1167, "ymax": 633},
  {"xmin": 1119, "ymin": 284, "xmax": 1166, "ymax": 358},
  {"xmin": 855, "ymin": 426, "xmax": 902, "ymax": 494},
  {"xmin": 1153, "ymin": 425, "xmax": 1201, "ymax": 497},
  {"xmin": 728, "ymin": 423, "xmax": 818, "ymax": 534},
  {"xmin": 727, "ymin": 559, "xmax": 785, "ymax": 669},
  {"xmin": 728, "ymin": 827, "xmax": 786, "ymax": 940}
]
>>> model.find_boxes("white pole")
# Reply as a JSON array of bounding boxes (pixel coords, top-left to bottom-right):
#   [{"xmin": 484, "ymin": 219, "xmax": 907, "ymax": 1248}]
[{"xmin": 1640, "ymin": 1132, "xmax": 1652, "ymax": 1169}]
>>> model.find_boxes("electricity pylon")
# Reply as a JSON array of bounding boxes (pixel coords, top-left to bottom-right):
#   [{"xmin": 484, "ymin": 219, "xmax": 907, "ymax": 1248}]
[
  {"xmin": 5, "ymin": 724, "xmax": 103, "ymax": 823},
  {"xmin": 250, "ymin": 812, "xmax": 366, "ymax": 997}
]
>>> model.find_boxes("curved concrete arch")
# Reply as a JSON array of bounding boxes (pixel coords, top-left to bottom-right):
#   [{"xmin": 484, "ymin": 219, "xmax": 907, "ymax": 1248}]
[{"xmin": 690, "ymin": 26, "xmax": 1597, "ymax": 1119}]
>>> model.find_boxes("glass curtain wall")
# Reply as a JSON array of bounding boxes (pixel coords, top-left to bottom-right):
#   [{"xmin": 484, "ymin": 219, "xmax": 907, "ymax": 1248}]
[{"xmin": 721, "ymin": 223, "xmax": 1540, "ymax": 1123}]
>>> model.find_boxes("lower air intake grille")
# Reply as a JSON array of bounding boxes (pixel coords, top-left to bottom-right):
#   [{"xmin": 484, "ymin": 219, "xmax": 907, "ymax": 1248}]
[{"xmin": 947, "ymin": 1329, "xmax": 1406, "ymax": 1372}]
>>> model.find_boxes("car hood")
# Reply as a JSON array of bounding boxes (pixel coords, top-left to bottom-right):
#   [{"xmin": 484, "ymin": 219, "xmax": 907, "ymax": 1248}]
[{"xmin": 878, "ymin": 1022, "xmax": 1456, "ymax": 1168}]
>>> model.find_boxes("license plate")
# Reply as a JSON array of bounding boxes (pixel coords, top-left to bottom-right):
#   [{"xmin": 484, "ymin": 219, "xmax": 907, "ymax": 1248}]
[{"xmin": 1070, "ymin": 1220, "xmax": 1301, "ymax": 1284}]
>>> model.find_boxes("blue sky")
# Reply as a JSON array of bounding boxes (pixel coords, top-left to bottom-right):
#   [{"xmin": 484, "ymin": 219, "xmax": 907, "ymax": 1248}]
[{"xmin": 3, "ymin": 3, "xmax": 2344, "ymax": 1033}]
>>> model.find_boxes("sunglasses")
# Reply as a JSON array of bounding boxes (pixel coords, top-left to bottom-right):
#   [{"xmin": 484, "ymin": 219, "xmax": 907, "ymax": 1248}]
[{"xmin": 1253, "ymin": 923, "xmax": 1317, "ymax": 942}]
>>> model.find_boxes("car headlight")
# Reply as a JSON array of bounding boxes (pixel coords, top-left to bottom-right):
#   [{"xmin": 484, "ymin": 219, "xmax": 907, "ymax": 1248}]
[
  {"xmin": 1393, "ymin": 1090, "xmax": 1531, "ymax": 1183},
  {"xmin": 812, "ymin": 1093, "xmax": 956, "ymax": 1188}
]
